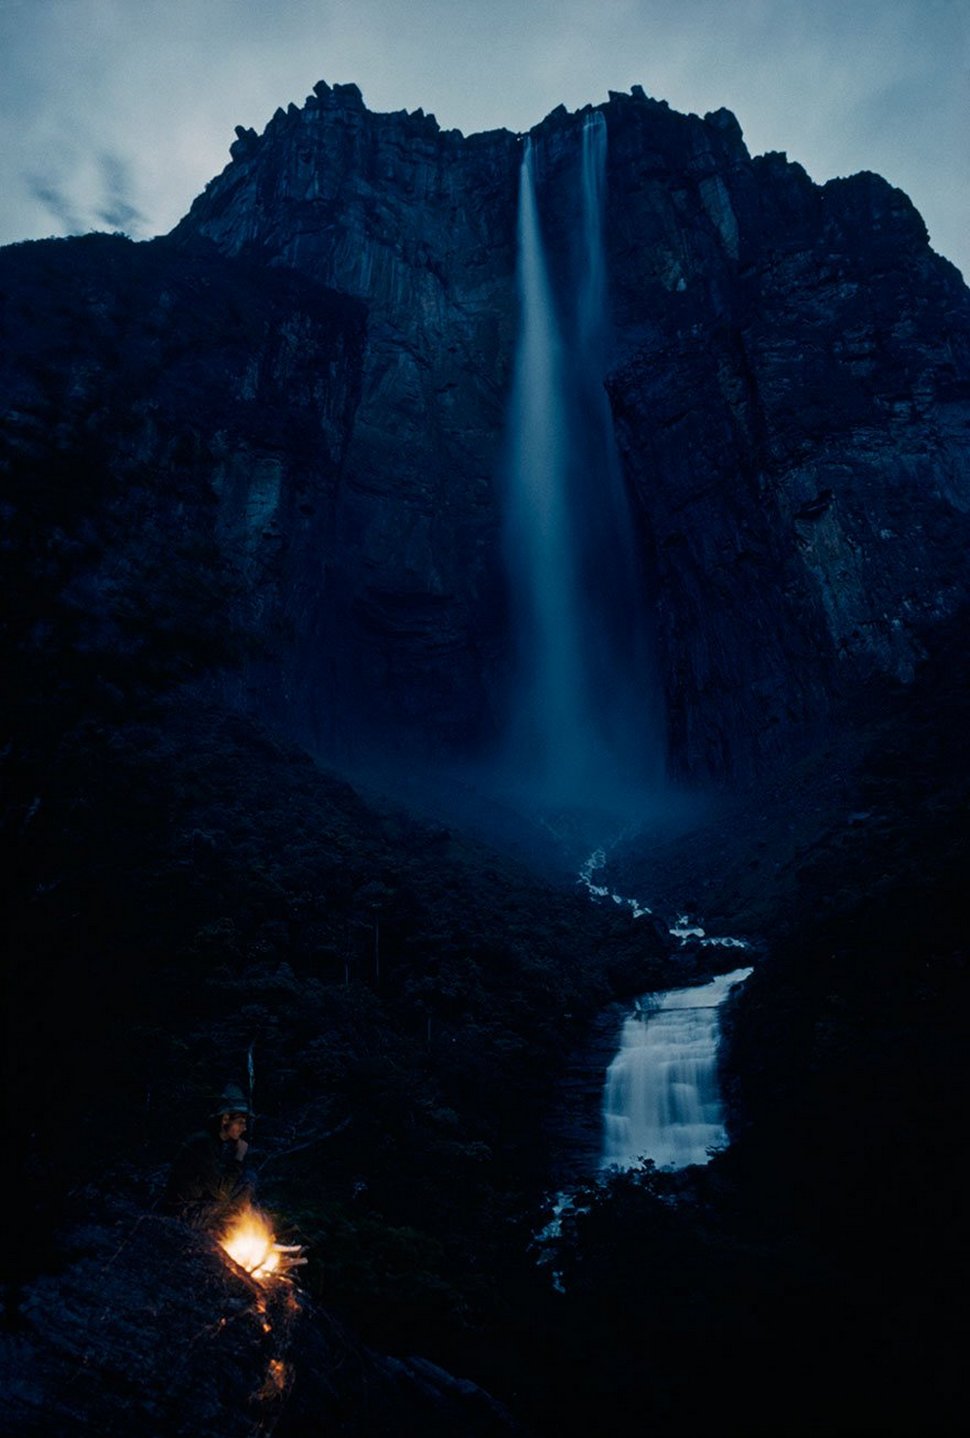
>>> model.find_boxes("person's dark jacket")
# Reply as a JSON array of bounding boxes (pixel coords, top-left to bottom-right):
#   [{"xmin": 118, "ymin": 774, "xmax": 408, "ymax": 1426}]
[{"xmin": 165, "ymin": 1125, "xmax": 249, "ymax": 1228}]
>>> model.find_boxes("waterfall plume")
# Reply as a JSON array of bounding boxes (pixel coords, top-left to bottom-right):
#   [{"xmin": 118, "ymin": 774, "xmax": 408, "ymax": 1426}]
[
  {"xmin": 500, "ymin": 116, "xmax": 665, "ymax": 814},
  {"xmin": 502, "ymin": 137, "xmax": 590, "ymax": 801}
]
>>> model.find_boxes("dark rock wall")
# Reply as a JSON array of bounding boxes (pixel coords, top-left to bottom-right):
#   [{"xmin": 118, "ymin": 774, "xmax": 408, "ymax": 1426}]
[
  {"xmin": 177, "ymin": 82, "xmax": 521, "ymax": 758},
  {"xmin": 6, "ymin": 84, "xmax": 968, "ymax": 780},
  {"xmin": 0, "ymin": 233, "xmax": 365, "ymax": 753},
  {"xmin": 603, "ymin": 97, "xmax": 970, "ymax": 774},
  {"xmin": 175, "ymin": 81, "xmax": 970, "ymax": 779}
]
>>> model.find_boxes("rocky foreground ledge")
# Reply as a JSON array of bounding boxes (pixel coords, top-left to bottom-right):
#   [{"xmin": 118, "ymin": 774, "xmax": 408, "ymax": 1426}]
[{"xmin": 1, "ymin": 1191, "xmax": 519, "ymax": 1438}]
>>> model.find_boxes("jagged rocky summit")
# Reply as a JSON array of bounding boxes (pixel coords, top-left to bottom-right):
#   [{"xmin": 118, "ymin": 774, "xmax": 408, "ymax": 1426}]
[{"xmin": 4, "ymin": 79, "xmax": 969, "ymax": 780}]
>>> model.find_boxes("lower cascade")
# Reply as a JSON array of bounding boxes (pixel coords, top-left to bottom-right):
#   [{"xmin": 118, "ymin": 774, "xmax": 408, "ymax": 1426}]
[{"xmin": 602, "ymin": 968, "xmax": 753, "ymax": 1170}]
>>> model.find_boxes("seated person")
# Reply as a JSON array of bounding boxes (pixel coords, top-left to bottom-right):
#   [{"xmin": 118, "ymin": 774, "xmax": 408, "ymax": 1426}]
[{"xmin": 166, "ymin": 1082, "xmax": 253, "ymax": 1230}]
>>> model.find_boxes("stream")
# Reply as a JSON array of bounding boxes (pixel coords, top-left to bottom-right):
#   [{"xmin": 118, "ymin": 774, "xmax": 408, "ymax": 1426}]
[
  {"xmin": 578, "ymin": 846, "xmax": 753, "ymax": 1172},
  {"xmin": 536, "ymin": 849, "xmax": 754, "ymax": 1277}
]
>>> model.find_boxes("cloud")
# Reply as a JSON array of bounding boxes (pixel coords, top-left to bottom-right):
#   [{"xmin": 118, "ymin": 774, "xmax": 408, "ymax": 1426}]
[
  {"xmin": 0, "ymin": 0, "xmax": 966, "ymax": 275},
  {"xmin": 20, "ymin": 145, "xmax": 146, "ymax": 239},
  {"xmin": 24, "ymin": 173, "xmax": 86, "ymax": 236},
  {"xmin": 94, "ymin": 152, "xmax": 146, "ymax": 234}
]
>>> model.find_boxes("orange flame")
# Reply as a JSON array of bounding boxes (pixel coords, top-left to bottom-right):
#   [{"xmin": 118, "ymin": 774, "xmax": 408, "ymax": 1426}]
[{"xmin": 220, "ymin": 1204, "xmax": 280, "ymax": 1280}]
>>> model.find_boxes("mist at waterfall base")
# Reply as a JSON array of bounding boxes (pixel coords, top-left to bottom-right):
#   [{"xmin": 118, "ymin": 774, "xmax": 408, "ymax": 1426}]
[{"xmin": 492, "ymin": 114, "xmax": 665, "ymax": 826}]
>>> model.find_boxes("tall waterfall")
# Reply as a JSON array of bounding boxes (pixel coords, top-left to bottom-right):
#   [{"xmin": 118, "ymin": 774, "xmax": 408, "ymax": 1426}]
[
  {"xmin": 504, "ymin": 137, "xmax": 590, "ymax": 796},
  {"xmin": 502, "ymin": 115, "xmax": 663, "ymax": 811},
  {"xmin": 602, "ymin": 968, "xmax": 752, "ymax": 1170}
]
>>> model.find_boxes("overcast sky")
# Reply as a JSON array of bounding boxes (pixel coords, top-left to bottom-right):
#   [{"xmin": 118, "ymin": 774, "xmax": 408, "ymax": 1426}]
[{"xmin": 1, "ymin": 0, "xmax": 967, "ymax": 277}]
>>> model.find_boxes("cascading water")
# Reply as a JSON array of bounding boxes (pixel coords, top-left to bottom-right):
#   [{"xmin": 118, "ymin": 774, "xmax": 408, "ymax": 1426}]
[
  {"xmin": 601, "ymin": 968, "xmax": 753, "ymax": 1170},
  {"xmin": 503, "ymin": 137, "xmax": 590, "ymax": 797},
  {"xmin": 534, "ymin": 853, "xmax": 755, "ymax": 1279},
  {"xmin": 501, "ymin": 116, "xmax": 663, "ymax": 811},
  {"xmin": 570, "ymin": 114, "xmax": 663, "ymax": 796}
]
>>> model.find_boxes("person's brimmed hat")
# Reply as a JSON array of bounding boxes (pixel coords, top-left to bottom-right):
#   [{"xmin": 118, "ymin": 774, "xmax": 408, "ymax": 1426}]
[{"xmin": 210, "ymin": 1082, "xmax": 252, "ymax": 1118}]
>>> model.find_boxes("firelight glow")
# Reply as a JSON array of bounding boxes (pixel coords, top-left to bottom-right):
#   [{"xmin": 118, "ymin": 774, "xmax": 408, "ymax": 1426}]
[{"xmin": 220, "ymin": 1205, "xmax": 281, "ymax": 1281}]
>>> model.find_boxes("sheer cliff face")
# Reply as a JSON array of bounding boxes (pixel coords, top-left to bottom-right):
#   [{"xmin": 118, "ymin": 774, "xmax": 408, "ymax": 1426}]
[
  {"xmin": 598, "ymin": 104, "xmax": 970, "ymax": 774},
  {"xmin": 176, "ymin": 81, "xmax": 522, "ymax": 759},
  {"xmin": 10, "ymin": 83, "xmax": 966, "ymax": 781},
  {"xmin": 172, "ymin": 80, "xmax": 970, "ymax": 779}
]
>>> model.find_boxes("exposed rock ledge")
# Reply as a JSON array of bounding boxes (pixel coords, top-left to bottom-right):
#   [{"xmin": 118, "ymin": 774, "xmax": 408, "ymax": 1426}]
[{"xmin": 1, "ymin": 1195, "xmax": 518, "ymax": 1437}]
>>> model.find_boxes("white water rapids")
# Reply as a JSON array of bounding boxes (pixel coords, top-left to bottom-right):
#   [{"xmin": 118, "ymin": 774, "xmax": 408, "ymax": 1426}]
[
  {"xmin": 601, "ymin": 968, "xmax": 753, "ymax": 1170},
  {"xmin": 536, "ymin": 927, "xmax": 750, "ymax": 1285},
  {"xmin": 578, "ymin": 847, "xmax": 753, "ymax": 1171}
]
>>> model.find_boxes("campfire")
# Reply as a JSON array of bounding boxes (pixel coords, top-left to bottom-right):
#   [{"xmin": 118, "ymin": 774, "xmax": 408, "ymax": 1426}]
[{"xmin": 219, "ymin": 1203, "xmax": 305, "ymax": 1282}]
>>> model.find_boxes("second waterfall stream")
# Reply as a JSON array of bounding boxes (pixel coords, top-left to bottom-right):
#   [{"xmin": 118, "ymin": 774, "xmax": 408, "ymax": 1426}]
[
  {"xmin": 534, "ymin": 854, "xmax": 752, "ymax": 1285},
  {"xmin": 579, "ymin": 847, "xmax": 752, "ymax": 1171}
]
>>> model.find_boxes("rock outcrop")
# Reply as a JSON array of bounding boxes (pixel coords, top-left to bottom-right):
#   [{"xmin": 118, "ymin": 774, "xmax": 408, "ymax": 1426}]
[
  {"xmin": 0, "ymin": 1198, "xmax": 518, "ymax": 1437},
  {"xmin": 600, "ymin": 104, "xmax": 970, "ymax": 774},
  {"xmin": 170, "ymin": 81, "xmax": 970, "ymax": 778}
]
